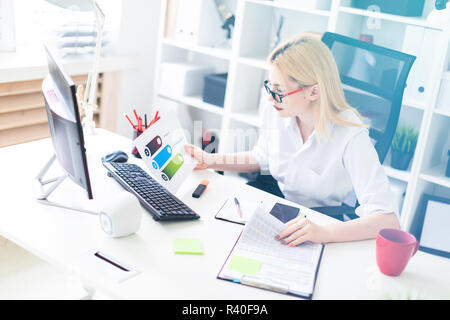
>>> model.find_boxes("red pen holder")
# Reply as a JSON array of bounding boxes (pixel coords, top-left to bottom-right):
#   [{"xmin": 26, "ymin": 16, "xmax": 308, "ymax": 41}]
[{"xmin": 132, "ymin": 129, "xmax": 143, "ymax": 158}]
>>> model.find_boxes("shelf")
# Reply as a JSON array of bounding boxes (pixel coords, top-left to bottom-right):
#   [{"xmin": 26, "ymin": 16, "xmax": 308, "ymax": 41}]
[
  {"xmin": 157, "ymin": 93, "xmax": 225, "ymax": 116},
  {"xmin": 246, "ymin": 0, "xmax": 332, "ymax": 17},
  {"xmin": 402, "ymin": 98, "xmax": 426, "ymax": 111},
  {"xmin": 230, "ymin": 110, "xmax": 262, "ymax": 128},
  {"xmin": 435, "ymin": 108, "xmax": 450, "ymax": 117},
  {"xmin": 162, "ymin": 38, "xmax": 232, "ymax": 61},
  {"xmin": 420, "ymin": 164, "xmax": 450, "ymax": 188},
  {"xmin": 237, "ymin": 56, "xmax": 270, "ymax": 71},
  {"xmin": 383, "ymin": 165, "xmax": 411, "ymax": 182},
  {"xmin": 338, "ymin": 6, "xmax": 443, "ymax": 30}
]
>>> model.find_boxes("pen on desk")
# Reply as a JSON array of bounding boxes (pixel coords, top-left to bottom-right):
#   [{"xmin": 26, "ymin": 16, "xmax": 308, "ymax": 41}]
[
  {"xmin": 144, "ymin": 114, "xmax": 147, "ymax": 129},
  {"xmin": 234, "ymin": 197, "xmax": 243, "ymax": 218},
  {"xmin": 133, "ymin": 109, "xmax": 139, "ymax": 122}
]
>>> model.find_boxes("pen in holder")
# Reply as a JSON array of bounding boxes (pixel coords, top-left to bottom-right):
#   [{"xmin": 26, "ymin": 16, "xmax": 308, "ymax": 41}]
[{"xmin": 132, "ymin": 128, "xmax": 143, "ymax": 158}]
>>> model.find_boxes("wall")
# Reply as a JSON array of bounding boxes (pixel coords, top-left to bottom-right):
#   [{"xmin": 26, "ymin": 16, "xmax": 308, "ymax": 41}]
[{"xmin": 115, "ymin": 0, "xmax": 163, "ymax": 138}]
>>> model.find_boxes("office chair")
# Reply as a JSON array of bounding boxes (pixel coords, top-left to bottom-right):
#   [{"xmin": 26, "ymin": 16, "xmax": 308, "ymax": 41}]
[
  {"xmin": 246, "ymin": 32, "xmax": 415, "ymax": 221},
  {"xmin": 310, "ymin": 32, "xmax": 416, "ymax": 221}
]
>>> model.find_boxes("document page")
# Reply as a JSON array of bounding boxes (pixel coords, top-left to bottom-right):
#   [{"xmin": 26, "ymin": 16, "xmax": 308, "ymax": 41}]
[
  {"xmin": 133, "ymin": 115, "xmax": 197, "ymax": 194},
  {"xmin": 219, "ymin": 207, "xmax": 323, "ymax": 297}
]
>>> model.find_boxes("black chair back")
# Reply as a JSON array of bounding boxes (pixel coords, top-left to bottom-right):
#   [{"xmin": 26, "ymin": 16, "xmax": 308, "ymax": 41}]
[{"xmin": 321, "ymin": 32, "xmax": 416, "ymax": 164}]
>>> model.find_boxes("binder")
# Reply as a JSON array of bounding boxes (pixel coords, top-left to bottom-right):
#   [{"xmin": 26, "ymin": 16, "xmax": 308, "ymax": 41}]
[
  {"xmin": 217, "ymin": 207, "xmax": 324, "ymax": 299},
  {"xmin": 402, "ymin": 25, "xmax": 442, "ymax": 103}
]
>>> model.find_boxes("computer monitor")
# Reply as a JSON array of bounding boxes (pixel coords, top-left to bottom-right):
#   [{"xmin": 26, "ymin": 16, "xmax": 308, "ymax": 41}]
[{"xmin": 40, "ymin": 45, "xmax": 93, "ymax": 200}]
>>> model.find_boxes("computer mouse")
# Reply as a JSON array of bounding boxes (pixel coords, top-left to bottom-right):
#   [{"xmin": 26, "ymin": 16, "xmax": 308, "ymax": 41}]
[{"xmin": 102, "ymin": 150, "xmax": 129, "ymax": 163}]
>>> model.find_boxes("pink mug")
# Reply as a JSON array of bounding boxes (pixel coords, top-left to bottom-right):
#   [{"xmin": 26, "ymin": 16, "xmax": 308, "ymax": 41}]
[{"xmin": 376, "ymin": 228, "xmax": 419, "ymax": 276}]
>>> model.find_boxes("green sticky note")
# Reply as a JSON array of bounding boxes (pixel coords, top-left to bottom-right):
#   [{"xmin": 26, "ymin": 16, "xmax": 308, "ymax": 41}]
[
  {"xmin": 227, "ymin": 254, "xmax": 261, "ymax": 275},
  {"xmin": 172, "ymin": 238, "xmax": 203, "ymax": 255}
]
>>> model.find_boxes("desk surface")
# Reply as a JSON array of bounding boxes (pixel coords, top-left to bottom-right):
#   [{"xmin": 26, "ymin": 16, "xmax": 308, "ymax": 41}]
[{"xmin": 1, "ymin": 128, "xmax": 449, "ymax": 300}]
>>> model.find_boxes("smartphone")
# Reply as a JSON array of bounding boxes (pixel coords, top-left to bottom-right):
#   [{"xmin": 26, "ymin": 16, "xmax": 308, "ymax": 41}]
[{"xmin": 269, "ymin": 203, "xmax": 300, "ymax": 223}]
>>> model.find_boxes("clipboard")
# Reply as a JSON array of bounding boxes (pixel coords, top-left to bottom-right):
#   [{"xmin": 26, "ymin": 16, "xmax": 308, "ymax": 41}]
[
  {"xmin": 216, "ymin": 207, "xmax": 324, "ymax": 299},
  {"xmin": 214, "ymin": 197, "xmax": 268, "ymax": 225},
  {"xmin": 215, "ymin": 198, "xmax": 301, "ymax": 226}
]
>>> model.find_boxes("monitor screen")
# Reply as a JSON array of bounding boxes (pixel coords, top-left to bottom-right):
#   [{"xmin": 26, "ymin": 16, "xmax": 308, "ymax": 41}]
[{"xmin": 42, "ymin": 45, "xmax": 93, "ymax": 199}]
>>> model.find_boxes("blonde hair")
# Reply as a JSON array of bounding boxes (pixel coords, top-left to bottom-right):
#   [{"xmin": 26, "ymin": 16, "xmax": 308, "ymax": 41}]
[{"xmin": 268, "ymin": 34, "xmax": 367, "ymax": 138}]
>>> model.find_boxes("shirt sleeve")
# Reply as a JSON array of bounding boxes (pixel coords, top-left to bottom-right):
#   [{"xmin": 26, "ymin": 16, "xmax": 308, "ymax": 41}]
[{"xmin": 343, "ymin": 129, "xmax": 399, "ymax": 219}]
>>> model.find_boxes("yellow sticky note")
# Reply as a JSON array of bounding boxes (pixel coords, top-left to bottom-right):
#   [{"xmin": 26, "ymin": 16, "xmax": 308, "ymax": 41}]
[
  {"xmin": 172, "ymin": 238, "xmax": 203, "ymax": 255},
  {"xmin": 227, "ymin": 254, "xmax": 261, "ymax": 275}
]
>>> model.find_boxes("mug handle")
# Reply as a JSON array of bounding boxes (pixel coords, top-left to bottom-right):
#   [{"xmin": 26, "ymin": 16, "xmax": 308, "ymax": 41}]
[{"xmin": 412, "ymin": 239, "xmax": 419, "ymax": 257}]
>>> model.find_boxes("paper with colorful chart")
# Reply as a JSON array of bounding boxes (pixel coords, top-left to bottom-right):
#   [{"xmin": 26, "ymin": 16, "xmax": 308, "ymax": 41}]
[{"xmin": 133, "ymin": 115, "xmax": 197, "ymax": 194}]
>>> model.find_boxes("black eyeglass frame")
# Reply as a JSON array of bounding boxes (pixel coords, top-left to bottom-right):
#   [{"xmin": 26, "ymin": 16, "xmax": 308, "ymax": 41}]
[{"xmin": 264, "ymin": 80, "xmax": 313, "ymax": 103}]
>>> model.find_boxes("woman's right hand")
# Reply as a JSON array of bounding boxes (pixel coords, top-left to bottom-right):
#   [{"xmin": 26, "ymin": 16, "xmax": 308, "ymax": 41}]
[{"xmin": 184, "ymin": 144, "xmax": 210, "ymax": 170}]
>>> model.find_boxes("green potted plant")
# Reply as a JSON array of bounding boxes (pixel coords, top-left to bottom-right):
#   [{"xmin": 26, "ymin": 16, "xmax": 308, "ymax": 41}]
[{"xmin": 390, "ymin": 126, "xmax": 419, "ymax": 170}]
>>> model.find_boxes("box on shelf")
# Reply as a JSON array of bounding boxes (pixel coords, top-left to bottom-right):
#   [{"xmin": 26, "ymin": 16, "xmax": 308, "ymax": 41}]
[
  {"xmin": 202, "ymin": 73, "xmax": 228, "ymax": 107},
  {"xmin": 159, "ymin": 62, "xmax": 214, "ymax": 97},
  {"xmin": 437, "ymin": 72, "xmax": 450, "ymax": 111},
  {"xmin": 173, "ymin": 0, "xmax": 225, "ymax": 47},
  {"xmin": 351, "ymin": 0, "xmax": 425, "ymax": 17},
  {"xmin": 402, "ymin": 25, "xmax": 442, "ymax": 103}
]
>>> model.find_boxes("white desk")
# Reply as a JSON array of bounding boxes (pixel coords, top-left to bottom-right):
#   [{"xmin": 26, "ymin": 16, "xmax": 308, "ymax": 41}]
[{"xmin": 1, "ymin": 129, "xmax": 449, "ymax": 300}]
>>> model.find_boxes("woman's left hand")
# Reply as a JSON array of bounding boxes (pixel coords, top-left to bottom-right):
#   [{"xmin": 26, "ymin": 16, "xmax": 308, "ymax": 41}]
[{"xmin": 275, "ymin": 216, "xmax": 331, "ymax": 246}]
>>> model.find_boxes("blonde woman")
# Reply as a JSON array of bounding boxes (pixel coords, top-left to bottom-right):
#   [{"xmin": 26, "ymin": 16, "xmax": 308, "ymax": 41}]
[{"xmin": 184, "ymin": 34, "xmax": 400, "ymax": 246}]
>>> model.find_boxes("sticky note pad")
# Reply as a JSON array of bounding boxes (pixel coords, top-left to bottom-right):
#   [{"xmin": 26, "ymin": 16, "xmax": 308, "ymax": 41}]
[
  {"xmin": 227, "ymin": 254, "xmax": 261, "ymax": 275},
  {"xmin": 172, "ymin": 238, "xmax": 203, "ymax": 255}
]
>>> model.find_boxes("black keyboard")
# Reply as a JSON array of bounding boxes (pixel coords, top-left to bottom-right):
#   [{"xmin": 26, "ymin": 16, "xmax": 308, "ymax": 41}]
[{"xmin": 103, "ymin": 161, "xmax": 200, "ymax": 221}]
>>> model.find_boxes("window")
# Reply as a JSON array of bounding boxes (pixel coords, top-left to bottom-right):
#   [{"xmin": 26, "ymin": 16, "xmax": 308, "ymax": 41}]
[
  {"xmin": 13, "ymin": 0, "xmax": 122, "ymax": 56},
  {"xmin": 0, "ymin": 0, "xmax": 15, "ymax": 51}
]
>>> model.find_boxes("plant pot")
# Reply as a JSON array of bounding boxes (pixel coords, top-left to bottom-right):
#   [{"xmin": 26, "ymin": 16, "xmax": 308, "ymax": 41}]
[{"xmin": 391, "ymin": 150, "xmax": 413, "ymax": 171}]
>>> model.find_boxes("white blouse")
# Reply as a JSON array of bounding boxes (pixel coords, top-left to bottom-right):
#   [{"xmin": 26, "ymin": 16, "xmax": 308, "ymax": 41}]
[{"xmin": 251, "ymin": 106, "xmax": 398, "ymax": 218}]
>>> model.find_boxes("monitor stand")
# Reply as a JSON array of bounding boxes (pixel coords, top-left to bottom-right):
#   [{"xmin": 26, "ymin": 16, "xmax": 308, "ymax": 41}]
[{"xmin": 34, "ymin": 154, "xmax": 98, "ymax": 215}]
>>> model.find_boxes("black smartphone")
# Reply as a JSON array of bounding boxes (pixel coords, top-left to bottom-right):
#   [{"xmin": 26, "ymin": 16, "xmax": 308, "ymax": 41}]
[{"xmin": 269, "ymin": 203, "xmax": 300, "ymax": 223}]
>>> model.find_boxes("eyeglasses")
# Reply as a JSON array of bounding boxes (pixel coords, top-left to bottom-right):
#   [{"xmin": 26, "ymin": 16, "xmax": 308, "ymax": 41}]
[{"xmin": 264, "ymin": 80, "xmax": 313, "ymax": 103}]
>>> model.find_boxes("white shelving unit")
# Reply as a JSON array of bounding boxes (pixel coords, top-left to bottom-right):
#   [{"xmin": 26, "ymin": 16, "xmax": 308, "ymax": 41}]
[
  {"xmin": 337, "ymin": 5, "xmax": 440, "ymax": 29},
  {"xmin": 152, "ymin": 0, "xmax": 450, "ymax": 232}
]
